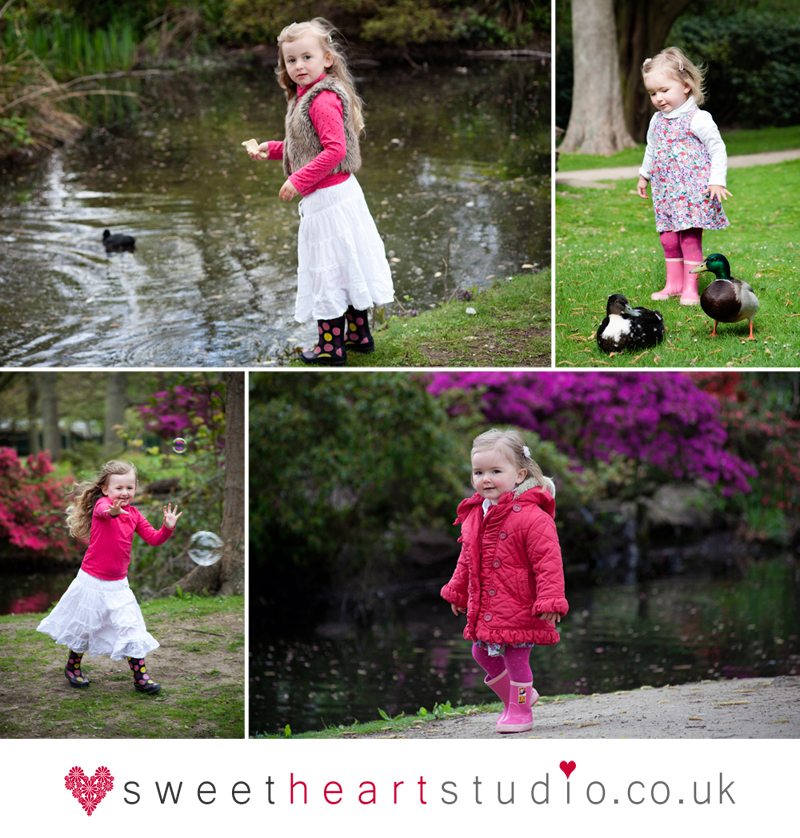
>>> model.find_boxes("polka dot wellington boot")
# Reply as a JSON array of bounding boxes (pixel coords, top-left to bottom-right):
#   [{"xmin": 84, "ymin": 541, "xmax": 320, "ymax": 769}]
[
  {"xmin": 300, "ymin": 316, "xmax": 347, "ymax": 366},
  {"xmin": 64, "ymin": 650, "xmax": 90, "ymax": 688},
  {"xmin": 344, "ymin": 305, "xmax": 375, "ymax": 354},
  {"xmin": 127, "ymin": 657, "xmax": 162, "ymax": 694}
]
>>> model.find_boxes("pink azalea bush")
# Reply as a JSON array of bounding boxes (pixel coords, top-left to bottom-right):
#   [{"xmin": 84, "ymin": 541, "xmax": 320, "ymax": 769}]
[
  {"xmin": 0, "ymin": 447, "xmax": 79, "ymax": 559},
  {"xmin": 428, "ymin": 372, "xmax": 756, "ymax": 496}
]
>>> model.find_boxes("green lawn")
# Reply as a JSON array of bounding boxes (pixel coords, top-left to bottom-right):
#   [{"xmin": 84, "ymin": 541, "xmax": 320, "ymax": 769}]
[
  {"xmin": 286, "ymin": 269, "xmax": 552, "ymax": 368},
  {"xmin": 557, "ymin": 125, "xmax": 800, "ymax": 171},
  {"xmin": 555, "ymin": 159, "xmax": 800, "ymax": 368}
]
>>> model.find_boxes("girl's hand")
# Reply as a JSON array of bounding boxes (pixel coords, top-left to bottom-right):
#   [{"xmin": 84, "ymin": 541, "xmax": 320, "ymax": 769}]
[
  {"xmin": 279, "ymin": 179, "xmax": 299, "ymax": 202},
  {"xmin": 538, "ymin": 612, "xmax": 561, "ymax": 624},
  {"xmin": 107, "ymin": 498, "xmax": 129, "ymax": 517},
  {"xmin": 704, "ymin": 184, "xmax": 732, "ymax": 202},
  {"xmin": 637, "ymin": 176, "xmax": 650, "ymax": 199},
  {"xmin": 248, "ymin": 143, "xmax": 270, "ymax": 161},
  {"xmin": 163, "ymin": 503, "xmax": 182, "ymax": 529},
  {"xmin": 451, "ymin": 603, "xmax": 466, "ymax": 616}
]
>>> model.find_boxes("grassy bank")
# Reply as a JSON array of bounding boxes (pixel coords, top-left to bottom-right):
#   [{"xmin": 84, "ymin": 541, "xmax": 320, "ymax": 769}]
[
  {"xmin": 557, "ymin": 125, "xmax": 800, "ymax": 172},
  {"xmin": 286, "ymin": 269, "xmax": 552, "ymax": 368},
  {"xmin": 251, "ymin": 693, "xmax": 581, "ymax": 739},
  {"xmin": 0, "ymin": 594, "xmax": 244, "ymax": 739},
  {"xmin": 555, "ymin": 158, "xmax": 799, "ymax": 368}
]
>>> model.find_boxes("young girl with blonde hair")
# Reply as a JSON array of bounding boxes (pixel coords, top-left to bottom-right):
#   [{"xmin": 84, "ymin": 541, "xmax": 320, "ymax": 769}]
[
  {"xmin": 637, "ymin": 47, "xmax": 731, "ymax": 305},
  {"xmin": 441, "ymin": 430, "xmax": 568, "ymax": 734},
  {"xmin": 248, "ymin": 17, "xmax": 394, "ymax": 365},
  {"xmin": 38, "ymin": 461, "xmax": 181, "ymax": 693}
]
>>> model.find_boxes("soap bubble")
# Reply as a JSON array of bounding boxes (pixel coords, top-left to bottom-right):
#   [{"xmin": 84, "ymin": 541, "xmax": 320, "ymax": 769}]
[
  {"xmin": 188, "ymin": 531, "xmax": 223, "ymax": 566},
  {"xmin": 172, "ymin": 438, "xmax": 187, "ymax": 454}
]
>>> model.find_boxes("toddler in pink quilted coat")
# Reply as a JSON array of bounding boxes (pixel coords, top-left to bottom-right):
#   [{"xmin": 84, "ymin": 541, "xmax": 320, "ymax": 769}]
[{"xmin": 441, "ymin": 429, "xmax": 568, "ymax": 734}]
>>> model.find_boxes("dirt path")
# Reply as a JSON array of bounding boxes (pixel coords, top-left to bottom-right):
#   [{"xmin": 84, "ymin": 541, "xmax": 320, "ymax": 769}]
[
  {"xmin": 356, "ymin": 676, "xmax": 800, "ymax": 739},
  {"xmin": 0, "ymin": 605, "xmax": 244, "ymax": 739},
  {"xmin": 556, "ymin": 148, "xmax": 800, "ymax": 188}
]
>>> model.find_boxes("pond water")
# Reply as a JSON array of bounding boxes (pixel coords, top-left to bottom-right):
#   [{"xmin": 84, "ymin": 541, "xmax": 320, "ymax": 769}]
[
  {"xmin": 249, "ymin": 561, "xmax": 800, "ymax": 735},
  {"xmin": 0, "ymin": 60, "xmax": 549, "ymax": 366},
  {"xmin": 0, "ymin": 569, "xmax": 75, "ymax": 615}
]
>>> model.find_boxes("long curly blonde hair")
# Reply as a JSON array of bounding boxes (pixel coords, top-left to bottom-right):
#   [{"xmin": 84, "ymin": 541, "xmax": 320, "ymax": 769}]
[
  {"xmin": 275, "ymin": 17, "xmax": 364, "ymax": 135},
  {"xmin": 472, "ymin": 429, "xmax": 556, "ymax": 497},
  {"xmin": 65, "ymin": 460, "xmax": 137, "ymax": 540}
]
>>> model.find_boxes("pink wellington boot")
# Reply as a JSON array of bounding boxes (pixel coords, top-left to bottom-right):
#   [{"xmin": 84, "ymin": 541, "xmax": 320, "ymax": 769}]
[
  {"xmin": 496, "ymin": 680, "xmax": 539, "ymax": 733},
  {"xmin": 651, "ymin": 258, "xmax": 684, "ymax": 300},
  {"xmin": 680, "ymin": 262, "xmax": 702, "ymax": 306},
  {"xmin": 484, "ymin": 669, "xmax": 511, "ymax": 725}
]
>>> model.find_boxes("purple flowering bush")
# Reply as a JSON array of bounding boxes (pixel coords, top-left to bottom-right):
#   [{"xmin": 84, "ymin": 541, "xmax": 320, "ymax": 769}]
[{"xmin": 428, "ymin": 372, "xmax": 756, "ymax": 497}]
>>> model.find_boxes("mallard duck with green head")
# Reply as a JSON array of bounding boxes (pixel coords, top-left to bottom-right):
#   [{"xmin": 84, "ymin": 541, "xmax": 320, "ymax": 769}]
[
  {"xmin": 597, "ymin": 294, "xmax": 665, "ymax": 353},
  {"xmin": 690, "ymin": 253, "xmax": 759, "ymax": 340}
]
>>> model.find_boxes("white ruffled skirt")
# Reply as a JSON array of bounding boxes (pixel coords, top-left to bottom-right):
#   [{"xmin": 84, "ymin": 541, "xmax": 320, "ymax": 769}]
[
  {"xmin": 37, "ymin": 569, "xmax": 159, "ymax": 660},
  {"xmin": 295, "ymin": 175, "xmax": 395, "ymax": 323}
]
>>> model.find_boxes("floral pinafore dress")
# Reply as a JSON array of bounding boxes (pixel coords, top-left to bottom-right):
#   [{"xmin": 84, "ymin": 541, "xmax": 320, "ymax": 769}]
[{"xmin": 650, "ymin": 107, "xmax": 729, "ymax": 233}]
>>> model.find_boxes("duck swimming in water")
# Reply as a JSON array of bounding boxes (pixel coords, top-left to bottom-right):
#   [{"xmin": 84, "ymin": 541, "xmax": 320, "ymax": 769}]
[
  {"xmin": 102, "ymin": 229, "xmax": 136, "ymax": 253},
  {"xmin": 690, "ymin": 253, "xmax": 759, "ymax": 339},
  {"xmin": 596, "ymin": 294, "xmax": 665, "ymax": 353}
]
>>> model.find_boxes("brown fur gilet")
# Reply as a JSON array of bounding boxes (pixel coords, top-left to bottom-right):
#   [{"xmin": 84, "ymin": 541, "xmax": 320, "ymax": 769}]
[{"xmin": 282, "ymin": 75, "xmax": 361, "ymax": 179}]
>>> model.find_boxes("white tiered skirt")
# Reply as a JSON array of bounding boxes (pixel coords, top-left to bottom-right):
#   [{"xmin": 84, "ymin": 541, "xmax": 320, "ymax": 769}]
[
  {"xmin": 295, "ymin": 175, "xmax": 395, "ymax": 323},
  {"xmin": 37, "ymin": 569, "xmax": 159, "ymax": 660}
]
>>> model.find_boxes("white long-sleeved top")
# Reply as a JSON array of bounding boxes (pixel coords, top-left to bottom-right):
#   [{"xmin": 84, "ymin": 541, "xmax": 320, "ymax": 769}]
[{"xmin": 639, "ymin": 96, "xmax": 727, "ymax": 187}]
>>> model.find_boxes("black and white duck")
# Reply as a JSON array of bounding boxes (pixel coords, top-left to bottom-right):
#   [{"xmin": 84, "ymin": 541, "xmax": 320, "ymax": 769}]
[
  {"xmin": 102, "ymin": 229, "xmax": 136, "ymax": 253},
  {"xmin": 690, "ymin": 253, "xmax": 759, "ymax": 339},
  {"xmin": 596, "ymin": 294, "xmax": 665, "ymax": 353}
]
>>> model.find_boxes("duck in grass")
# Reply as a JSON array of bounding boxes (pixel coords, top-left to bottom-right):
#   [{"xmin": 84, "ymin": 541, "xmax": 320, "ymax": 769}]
[
  {"xmin": 596, "ymin": 294, "xmax": 665, "ymax": 353},
  {"xmin": 102, "ymin": 229, "xmax": 136, "ymax": 253},
  {"xmin": 690, "ymin": 253, "xmax": 759, "ymax": 340}
]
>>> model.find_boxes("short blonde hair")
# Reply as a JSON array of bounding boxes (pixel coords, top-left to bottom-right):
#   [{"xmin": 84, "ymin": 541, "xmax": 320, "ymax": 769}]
[
  {"xmin": 276, "ymin": 17, "xmax": 364, "ymax": 134},
  {"xmin": 65, "ymin": 460, "xmax": 137, "ymax": 540},
  {"xmin": 471, "ymin": 429, "xmax": 556, "ymax": 497},
  {"xmin": 642, "ymin": 46, "xmax": 706, "ymax": 107}
]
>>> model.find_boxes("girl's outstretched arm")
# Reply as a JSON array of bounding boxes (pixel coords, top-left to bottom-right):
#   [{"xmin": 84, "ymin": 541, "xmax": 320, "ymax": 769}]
[
  {"xmin": 163, "ymin": 503, "xmax": 182, "ymax": 529},
  {"xmin": 107, "ymin": 497, "xmax": 129, "ymax": 517}
]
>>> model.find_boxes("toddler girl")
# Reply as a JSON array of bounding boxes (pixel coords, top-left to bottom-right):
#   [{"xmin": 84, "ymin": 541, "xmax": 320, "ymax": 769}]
[
  {"xmin": 38, "ymin": 461, "xmax": 181, "ymax": 694},
  {"xmin": 441, "ymin": 429, "xmax": 568, "ymax": 734},
  {"xmin": 248, "ymin": 18, "xmax": 394, "ymax": 365},
  {"xmin": 637, "ymin": 47, "xmax": 731, "ymax": 305}
]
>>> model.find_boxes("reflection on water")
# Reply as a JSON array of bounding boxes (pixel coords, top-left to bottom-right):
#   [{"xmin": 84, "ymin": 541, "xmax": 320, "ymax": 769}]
[
  {"xmin": 249, "ymin": 563, "xmax": 800, "ymax": 735},
  {"xmin": 0, "ymin": 570, "xmax": 75, "ymax": 615},
  {"xmin": 0, "ymin": 62, "xmax": 549, "ymax": 366}
]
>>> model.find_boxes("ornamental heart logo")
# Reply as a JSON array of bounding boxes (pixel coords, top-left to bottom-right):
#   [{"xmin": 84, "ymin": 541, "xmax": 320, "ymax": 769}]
[
  {"xmin": 64, "ymin": 766, "xmax": 114, "ymax": 816},
  {"xmin": 559, "ymin": 760, "xmax": 576, "ymax": 779}
]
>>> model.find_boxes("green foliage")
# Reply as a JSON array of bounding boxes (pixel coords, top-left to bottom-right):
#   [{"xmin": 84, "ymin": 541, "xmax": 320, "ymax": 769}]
[
  {"xmin": 0, "ymin": 115, "xmax": 34, "ymax": 148},
  {"xmin": 672, "ymin": 11, "xmax": 800, "ymax": 127},
  {"xmin": 361, "ymin": 0, "xmax": 450, "ymax": 46},
  {"xmin": 249, "ymin": 372, "xmax": 464, "ymax": 586}
]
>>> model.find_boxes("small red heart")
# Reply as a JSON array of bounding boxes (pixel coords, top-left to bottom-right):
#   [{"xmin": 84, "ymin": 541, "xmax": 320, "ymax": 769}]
[
  {"xmin": 559, "ymin": 760, "xmax": 576, "ymax": 779},
  {"xmin": 64, "ymin": 766, "xmax": 114, "ymax": 816}
]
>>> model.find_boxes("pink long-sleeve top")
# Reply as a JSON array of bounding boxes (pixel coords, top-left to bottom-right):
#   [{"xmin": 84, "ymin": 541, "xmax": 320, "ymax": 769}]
[
  {"xmin": 265, "ymin": 74, "xmax": 351, "ymax": 197},
  {"xmin": 81, "ymin": 497, "xmax": 173, "ymax": 581}
]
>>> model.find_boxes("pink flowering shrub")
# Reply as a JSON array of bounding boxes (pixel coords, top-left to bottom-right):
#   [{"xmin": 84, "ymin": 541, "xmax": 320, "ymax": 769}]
[
  {"xmin": 0, "ymin": 447, "xmax": 79, "ymax": 559},
  {"xmin": 137, "ymin": 383, "xmax": 225, "ymax": 450},
  {"xmin": 428, "ymin": 372, "xmax": 756, "ymax": 496}
]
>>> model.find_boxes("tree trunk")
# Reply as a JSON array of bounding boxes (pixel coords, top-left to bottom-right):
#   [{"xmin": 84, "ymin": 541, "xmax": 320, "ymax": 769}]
[
  {"xmin": 616, "ymin": 0, "xmax": 695, "ymax": 142},
  {"xmin": 103, "ymin": 372, "xmax": 128, "ymax": 454},
  {"xmin": 560, "ymin": 0, "xmax": 637, "ymax": 155},
  {"xmin": 27, "ymin": 375, "xmax": 40, "ymax": 457},
  {"xmin": 156, "ymin": 372, "xmax": 245, "ymax": 598},
  {"xmin": 40, "ymin": 372, "xmax": 61, "ymax": 462}
]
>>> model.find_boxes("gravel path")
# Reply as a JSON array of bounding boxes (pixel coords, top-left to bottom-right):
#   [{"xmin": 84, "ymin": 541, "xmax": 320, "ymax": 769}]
[{"xmin": 357, "ymin": 676, "xmax": 800, "ymax": 739}]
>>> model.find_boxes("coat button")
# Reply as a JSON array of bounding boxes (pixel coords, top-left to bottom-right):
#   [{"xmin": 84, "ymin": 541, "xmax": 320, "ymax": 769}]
[
  {"xmin": 493, "ymin": 560, "xmax": 500, "ymax": 568},
  {"xmin": 499, "ymin": 532, "xmax": 507, "ymax": 540},
  {"xmin": 513, "ymin": 504, "xmax": 521, "ymax": 512},
  {"xmin": 484, "ymin": 613, "xmax": 492, "ymax": 621},
  {"xmin": 489, "ymin": 589, "xmax": 496, "ymax": 596}
]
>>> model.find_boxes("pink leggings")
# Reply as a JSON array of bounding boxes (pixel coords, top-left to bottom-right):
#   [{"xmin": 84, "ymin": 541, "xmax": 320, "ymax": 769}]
[
  {"xmin": 659, "ymin": 228, "xmax": 703, "ymax": 263},
  {"xmin": 472, "ymin": 643, "xmax": 533, "ymax": 682}
]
